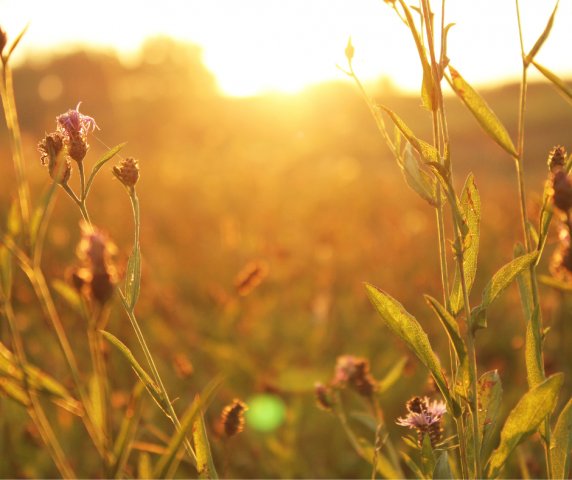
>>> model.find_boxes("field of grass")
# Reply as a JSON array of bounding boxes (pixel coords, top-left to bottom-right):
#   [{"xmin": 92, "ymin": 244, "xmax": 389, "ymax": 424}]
[{"xmin": 1, "ymin": 32, "xmax": 572, "ymax": 478}]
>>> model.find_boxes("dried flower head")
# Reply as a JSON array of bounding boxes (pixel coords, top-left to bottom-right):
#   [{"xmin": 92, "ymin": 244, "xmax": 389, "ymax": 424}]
[
  {"xmin": 56, "ymin": 103, "xmax": 98, "ymax": 162},
  {"xmin": 220, "ymin": 399, "xmax": 248, "ymax": 437},
  {"xmin": 314, "ymin": 382, "xmax": 335, "ymax": 411},
  {"xmin": 333, "ymin": 355, "xmax": 377, "ymax": 397},
  {"xmin": 547, "ymin": 145, "xmax": 567, "ymax": 173},
  {"xmin": 38, "ymin": 132, "xmax": 71, "ymax": 184},
  {"xmin": 113, "ymin": 157, "xmax": 140, "ymax": 188},
  {"xmin": 75, "ymin": 222, "xmax": 118, "ymax": 305},
  {"xmin": 0, "ymin": 27, "xmax": 7, "ymax": 56},
  {"xmin": 552, "ymin": 170, "xmax": 572, "ymax": 213},
  {"xmin": 234, "ymin": 260, "xmax": 269, "ymax": 296},
  {"xmin": 397, "ymin": 396, "xmax": 446, "ymax": 447}
]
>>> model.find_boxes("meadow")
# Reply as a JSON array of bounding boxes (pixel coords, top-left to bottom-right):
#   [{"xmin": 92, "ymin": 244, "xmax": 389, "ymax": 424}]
[{"xmin": 1, "ymin": 6, "xmax": 572, "ymax": 477}]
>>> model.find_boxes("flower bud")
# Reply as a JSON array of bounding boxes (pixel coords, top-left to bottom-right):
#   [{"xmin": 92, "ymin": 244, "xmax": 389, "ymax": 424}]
[
  {"xmin": 552, "ymin": 170, "xmax": 572, "ymax": 212},
  {"xmin": 112, "ymin": 157, "xmax": 140, "ymax": 188},
  {"xmin": 219, "ymin": 399, "xmax": 248, "ymax": 437},
  {"xmin": 38, "ymin": 132, "xmax": 71, "ymax": 184},
  {"xmin": 547, "ymin": 145, "xmax": 567, "ymax": 173}
]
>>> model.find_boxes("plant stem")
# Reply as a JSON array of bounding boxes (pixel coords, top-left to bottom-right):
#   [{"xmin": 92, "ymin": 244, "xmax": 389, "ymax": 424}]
[{"xmin": 2, "ymin": 300, "xmax": 76, "ymax": 478}]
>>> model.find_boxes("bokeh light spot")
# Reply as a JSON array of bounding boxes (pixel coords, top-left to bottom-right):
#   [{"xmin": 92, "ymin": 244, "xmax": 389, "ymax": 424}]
[
  {"xmin": 245, "ymin": 394, "xmax": 286, "ymax": 432},
  {"xmin": 38, "ymin": 74, "xmax": 63, "ymax": 102}
]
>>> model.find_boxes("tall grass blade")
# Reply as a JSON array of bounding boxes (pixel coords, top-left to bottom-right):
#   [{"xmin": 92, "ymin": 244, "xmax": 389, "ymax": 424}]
[
  {"xmin": 551, "ymin": 397, "xmax": 572, "ymax": 480},
  {"xmin": 447, "ymin": 66, "xmax": 517, "ymax": 157},
  {"xmin": 85, "ymin": 142, "xmax": 127, "ymax": 196},
  {"xmin": 365, "ymin": 283, "xmax": 459, "ymax": 416},
  {"xmin": 524, "ymin": 1, "xmax": 559, "ymax": 66},
  {"xmin": 487, "ymin": 373, "xmax": 563, "ymax": 478},
  {"xmin": 0, "ymin": 377, "xmax": 30, "ymax": 406},
  {"xmin": 433, "ymin": 451, "xmax": 453, "ymax": 479},
  {"xmin": 532, "ymin": 61, "xmax": 572, "ymax": 106},
  {"xmin": 192, "ymin": 403, "xmax": 218, "ymax": 479}
]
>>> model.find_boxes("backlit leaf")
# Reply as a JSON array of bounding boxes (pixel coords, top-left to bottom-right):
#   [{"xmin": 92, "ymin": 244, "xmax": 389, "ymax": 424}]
[
  {"xmin": 448, "ymin": 66, "xmax": 517, "ymax": 158},
  {"xmin": 487, "ymin": 373, "xmax": 563, "ymax": 478},
  {"xmin": 192, "ymin": 404, "xmax": 218, "ymax": 479},
  {"xmin": 525, "ymin": 1, "xmax": 559, "ymax": 65},
  {"xmin": 85, "ymin": 143, "xmax": 127, "ymax": 196},
  {"xmin": 365, "ymin": 283, "xmax": 459, "ymax": 416},
  {"xmin": 478, "ymin": 370, "xmax": 503, "ymax": 464},
  {"xmin": 532, "ymin": 61, "xmax": 572, "ymax": 107},
  {"xmin": 551, "ymin": 397, "xmax": 572, "ymax": 480}
]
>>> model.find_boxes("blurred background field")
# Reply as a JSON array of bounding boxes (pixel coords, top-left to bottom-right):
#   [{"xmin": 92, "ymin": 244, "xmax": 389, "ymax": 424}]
[{"xmin": 1, "ymin": 38, "xmax": 572, "ymax": 477}]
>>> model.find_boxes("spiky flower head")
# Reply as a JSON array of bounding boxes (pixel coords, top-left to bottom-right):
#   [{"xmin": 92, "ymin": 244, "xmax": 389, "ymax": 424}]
[
  {"xmin": 113, "ymin": 157, "xmax": 140, "ymax": 188},
  {"xmin": 333, "ymin": 355, "xmax": 377, "ymax": 398},
  {"xmin": 75, "ymin": 222, "xmax": 118, "ymax": 305},
  {"xmin": 397, "ymin": 396, "xmax": 446, "ymax": 447},
  {"xmin": 38, "ymin": 131, "xmax": 71, "ymax": 184},
  {"xmin": 314, "ymin": 382, "xmax": 335, "ymax": 412},
  {"xmin": 219, "ymin": 399, "xmax": 248, "ymax": 437},
  {"xmin": 56, "ymin": 103, "xmax": 98, "ymax": 162},
  {"xmin": 548, "ymin": 145, "xmax": 567, "ymax": 173}
]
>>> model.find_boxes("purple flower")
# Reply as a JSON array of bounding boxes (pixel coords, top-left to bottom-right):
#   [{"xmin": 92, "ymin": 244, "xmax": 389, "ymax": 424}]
[
  {"xmin": 396, "ymin": 396, "xmax": 446, "ymax": 447},
  {"xmin": 56, "ymin": 102, "xmax": 98, "ymax": 140}
]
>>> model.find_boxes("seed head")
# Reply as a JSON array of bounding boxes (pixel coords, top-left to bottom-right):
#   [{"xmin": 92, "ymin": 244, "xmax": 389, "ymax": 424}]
[
  {"xmin": 113, "ymin": 157, "xmax": 140, "ymax": 188},
  {"xmin": 547, "ymin": 145, "xmax": 567, "ymax": 173},
  {"xmin": 220, "ymin": 399, "xmax": 248, "ymax": 437},
  {"xmin": 38, "ymin": 132, "xmax": 71, "ymax": 184},
  {"xmin": 397, "ymin": 396, "xmax": 446, "ymax": 448},
  {"xmin": 76, "ymin": 222, "xmax": 118, "ymax": 305},
  {"xmin": 0, "ymin": 27, "xmax": 7, "ymax": 56},
  {"xmin": 234, "ymin": 260, "xmax": 269, "ymax": 296},
  {"xmin": 552, "ymin": 170, "xmax": 572, "ymax": 212},
  {"xmin": 314, "ymin": 382, "xmax": 335, "ymax": 411},
  {"xmin": 333, "ymin": 355, "xmax": 377, "ymax": 398}
]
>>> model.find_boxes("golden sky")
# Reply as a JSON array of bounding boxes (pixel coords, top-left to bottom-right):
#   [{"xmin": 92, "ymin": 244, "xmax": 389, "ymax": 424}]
[{"xmin": 1, "ymin": 0, "xmax": 570, "ymax": 96}]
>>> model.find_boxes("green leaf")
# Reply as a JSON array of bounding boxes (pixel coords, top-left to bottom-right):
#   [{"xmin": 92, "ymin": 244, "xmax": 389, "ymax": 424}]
[
  {"xmin": 515, "ymin": 243, "xmax": 534, "ymax": 324},
  {"xmin": 85, "ymin": 143, "xmax": 127, "ymax": 196},
  {"xmin": 100, "ymin": 330, "xmax": 166, "ymax": 415},
  {"xmin": 153, "ymin": 375, "xmax": 223, "ymax": 478},
  {"xmin": 396, "ymin": 0, "xmax": 436, "ymax": 111},
  {"xmin": 532, "ymin": 61, "xmax": 572, "ymax": 107},
  {"xmin": 192, "ymin": 403, "xmax": 218, "ymax": 479},
  {"xmin": 424, "ymin": 295, "xmax": 466, "ymax": 364},
  {"xmin": 551, "ymin": 397, "xmax": 572, "ymax": 480},
  {"xmin": 401, "ymin": 451, "xmax": 426, "ymax": 479},
  {"xmin": 525, "ymin": 1, "xmax": 559, "ymax": 65},
  {"xmin": 378, "ymin": 105, "xmax": 440, "ymax": 164},
  {"xmin": 447, "ymin": 66, "xmax": 517, "ymax": 158},
  {"xmin": 473, "ymin": 252, "xmax": 538, "ymax": 330},
  {"xmin": 450, "ymin": 173, "xmax": 481, "ymax": 315},
  {"xmin": 433, "ymin": 451, "xmax": 453, "ymax": 479},
  {"xmin": 125, "ymin": 245, "xmax": 141, "ymax": 310},
  {"xmin": 0, "ymin": 377, "xmax": 30, "ymax": 407},
  {"xmin": 487, "ymin": 373, "xmax": 563, "ymax": 478},
  {"xmin": 365, "ymin": 283, "xmax": 459, "ymax": 416},
  {"xmin": 477, "ymin": 370, "xmax": 503, "ymax": 464},
  {"xmin": 525, "ymin": 307, "xmax": 544, "ymax": 389},
  {"xmin": 421, "ymin": 433, "xmax": 436, "ymax": 478},
  {"xmin": 377, "ymin": 357, "xmax": 408, "ymax": 393},
  {"xmin": 398, "ymin": 144, "xmax": 437, "ymax": 207},
  {"xmin": 5, "ymin": 23, "xmax": 29, "ymax": 61}
]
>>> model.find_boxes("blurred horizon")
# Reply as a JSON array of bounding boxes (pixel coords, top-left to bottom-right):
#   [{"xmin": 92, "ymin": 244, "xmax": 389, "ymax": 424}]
[{"xmin": 2, "ymin": 0, "xmax": 571, "ymax": 97}]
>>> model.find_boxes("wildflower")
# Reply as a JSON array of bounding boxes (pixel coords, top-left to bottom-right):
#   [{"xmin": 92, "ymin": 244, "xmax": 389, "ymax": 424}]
[
  {"xmin": 547, "ymin": 145, "xmax": 567, "ymax": 173},
  {"xmin": 219, "ymin": 399, "xmax": 248, "ymax": 437},
  {"xmin": 314, "ymin": 382, "xmax": 335, "ymax": 411},
  {"xmin": 75, "ymin": 222, "xmax": 118, "ymax": 305},
  {"xmin": 56, "ymin": 103, "xmax": 98, "ymax": 162},
  {"xmin": 38, "ymin": 131, "xmax": 71, "ymax": 184},
  {"xmin": 551, "ymin": 170, "xmax": 572, "ymax": 212},
  {"xmin": 112, "ymin": 157, "xmax": 140, "ymax": 188},
  {"xmin": 396, "ymin": 396, "xmax": 446, "ymax": 447},
  {"xmin": 333, "ymin": 355, "xmax": 377, "ymax": 398}
]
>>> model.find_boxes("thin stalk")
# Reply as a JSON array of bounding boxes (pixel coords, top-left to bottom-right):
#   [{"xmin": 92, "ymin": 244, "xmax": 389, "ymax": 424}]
[
  {"xmin": 88, "ymin": 315, "xmax": 108, "ymax": 455},
  {"xmin": 515, "ymin": 1, "xmax": 551, "ymax": 476},
  {"xmin": 0, "ymin": 62, "xmax": 31, "ymax": 234},
  {"xmin": 370, "ymin": 397, "xmax": 404, "ymax": 478},
  {"xmin": 2, "ymin": 300, "xmax": 76, "ymax": 478}
]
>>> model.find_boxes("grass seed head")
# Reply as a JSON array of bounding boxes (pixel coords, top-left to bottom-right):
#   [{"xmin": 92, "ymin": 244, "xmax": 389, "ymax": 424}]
[
  {"xmin": 547, "ymin": 145, "xmax": 567, "ymax": 173},
  {"xmin": 220, "ymin": 399, "xmax": 248, "ymax": 437}
]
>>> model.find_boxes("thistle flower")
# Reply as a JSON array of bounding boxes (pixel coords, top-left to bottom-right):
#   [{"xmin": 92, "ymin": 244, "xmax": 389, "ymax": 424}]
[
  {"xmin": 219, "ymin": 399, "xmax": 248, "ymax": 437},
  {"xmin": 396, "ymin": 396, "xmax": 446, "ymax": 447},
  {"xmin": 547, "ymin": 145, "xmax": 567, "ymax": 173},
  {"xmin": 56, "ymin": 103, "xmax": 98, "ymax": 162},
  {"xmin": 113, "ymin": 157, "xmax": 140, "ymax": 188},
  {"xmin": 38, "ymin": 131, "xmax": 71, "ymax": 184},
  {"xmin": 333, "ymin": 355, "xmax": 377, "ymax": 398},
  {"xmin": 75, "ymin": 222, "xmax": 118, "ymax": 305}
]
